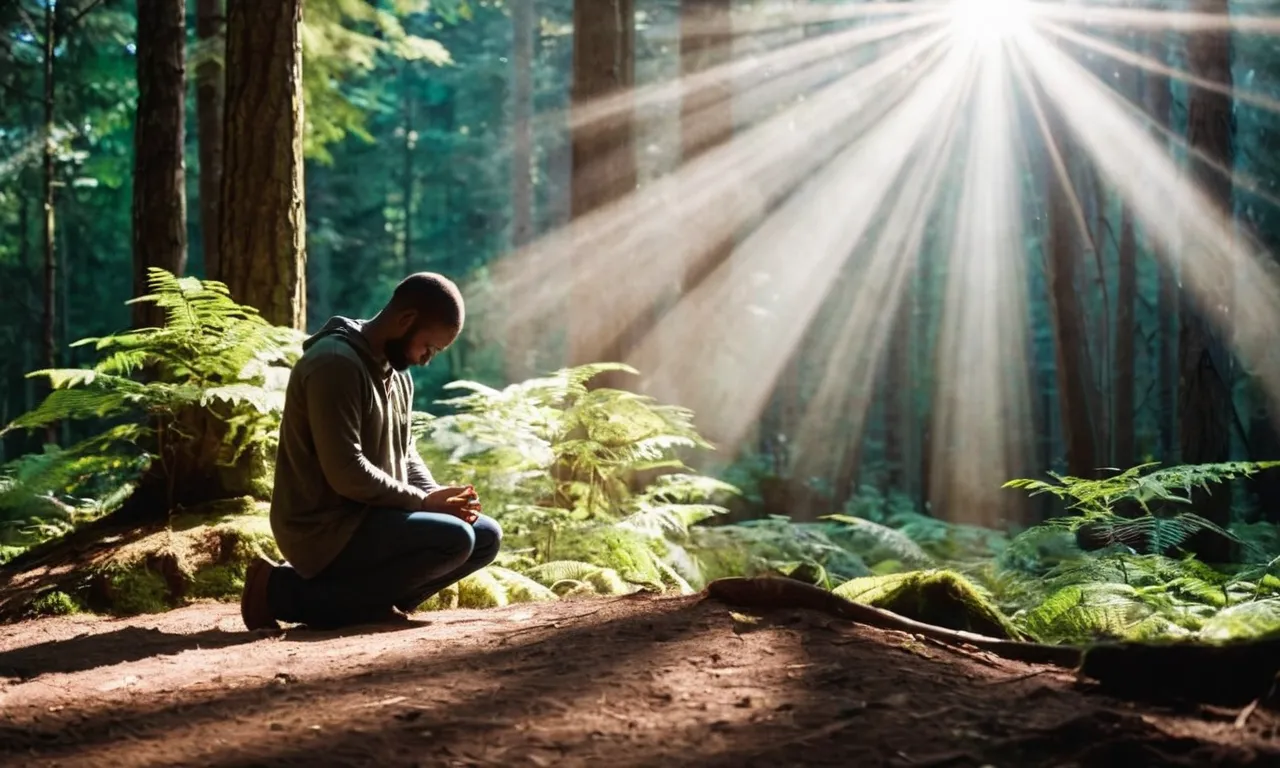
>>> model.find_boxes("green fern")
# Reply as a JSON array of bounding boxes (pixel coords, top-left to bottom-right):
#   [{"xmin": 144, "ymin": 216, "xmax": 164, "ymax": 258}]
[
  {"xmin": 416, "ymin": 362, "xmax": 735, "ymax": 597},
  {"xmin": 1003, "ymin": 461, "xmax": 1280, "ymax": 517},
  {"xmin": 1, "ymin": 269, "xmax": 304, "ymax": 549},
  {"xmin": 1198, "ymin": 599, "xmax": 1280, "ymax": 642},
  {"xmin": 822, "ymin": 514, "xmax": 936, "ymax": 569},
  {"xmin": 686, "ymin": 515, "xmax": 872, "ymax": 587}
]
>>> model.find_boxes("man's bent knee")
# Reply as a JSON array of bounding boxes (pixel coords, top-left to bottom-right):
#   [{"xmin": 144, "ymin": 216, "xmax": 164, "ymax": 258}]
[
  {"xmin": 471, "ymin": 515, "xmax": 502, "ymax": 561},
  {"xmin": 419, "ymin": 512, "xmax": 477, "ymax": 557}
]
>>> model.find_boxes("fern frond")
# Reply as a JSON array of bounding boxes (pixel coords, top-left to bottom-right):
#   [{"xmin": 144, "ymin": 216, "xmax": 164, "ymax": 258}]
[
  {"xmin": 1198, "ymin": 599, "xmax": 1280, "ymax": 642},
  {"xmin": 822, "ymin": 514, "xmax": 935, "ymax": 568}
]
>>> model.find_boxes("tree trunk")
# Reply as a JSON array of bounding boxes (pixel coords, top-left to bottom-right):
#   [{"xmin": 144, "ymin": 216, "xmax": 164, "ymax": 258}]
[
  {"xmin": 1179, "ymin": 0, "xmax": 1234, "ymax": 553},
  {"xmin": 568, "ymin": 0, "xmax": 635, "ymax": 375},
  {"xmin": 1114, "ymin": 205, "xmax": 1137, "ymax": 468},
  {"xmin": 1144, "ymin": 23, "xmax": 1177, "ymax": 460},
  {"xmin": 1112, "ymin": 43, "xmax": 1139, "ymax": 468},
  {"xmin": 884, "ymin": 292, "xmax": 912, "ymax": 497},
  {"xmin": 677, "ymin": 0, "xmax": 734, "ymax": 298},
  {"xmin": 510, "ymin": 0, "xmax": 535, "ymax": 250},
  {"xmin": 507, "ymin": 0, "xmax": 537, "ymax": 381},
  {"xmin": 220, "ymin": 0, "xmax": 307, "ymax": 330},
  {"xmin": 196, "ymin": 0, "xmax": 225, "ymax": 281},
  {"xmin": 41, "ymin": 0, "xmax": 58, "ymax": 446},
  {"xmin": 401, "ymin": 62, "xmax": 416, "ymax": 273},
  {"xmin": 20, "ymin": 182, "xmax": 35, "ymax": 420},
  {"xmin": 1044, "ymin": 120, "xmax": 1099, "ymax": 478},
  {"xmin": 132, "ymin": 0, "xmax": 189, "ymax": 331}
]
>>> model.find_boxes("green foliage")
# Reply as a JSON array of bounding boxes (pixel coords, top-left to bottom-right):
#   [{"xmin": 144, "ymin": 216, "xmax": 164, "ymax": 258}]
[
  {"xmin": 303, "ymin": 0, "xmax": 457, "ymax": 162},
  {"xmin": 7, "ymin": 268, "xmax": 303, "ymax": 447},
  {"xmin": 0, "ymin": 443, "xmax": 143, "ymax": 547},
  {"xmin": 833, "ymin": 569, "xmax": 1024, "ymax": 640},
  {"xmin": 414, "ymin": 362, "xmax": 737, "ymax": 604},
  {"xmin": 1003, "ymin": 462, "xmax": 1280, "ymax": 559},
  {"xmin": 1004, "ymin": 461, "xmax": 1280, "ymax": 517},
  {"xmin": 0, "ymin": 270, "xmax": 305, "ymax": 546}
]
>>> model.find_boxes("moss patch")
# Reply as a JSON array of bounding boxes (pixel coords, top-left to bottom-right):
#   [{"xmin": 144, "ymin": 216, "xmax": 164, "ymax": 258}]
[
  {"xmin": 833, "ymin": 569, "xmax": 1023, "ymax": 640},
  {"xmin": 24, "ymin": 589, "xmax": 81, "ymax": 618},
  {"xmin": 69, "ymin": 500, "xmax": 281, "ymax": 617},
  {"xmin": 99, "ymin": 560, "xmax": 174, "ymax": 615},
  {"xmin": 417, "ymin": 566, "xmax": 559, "ymax": 611}
]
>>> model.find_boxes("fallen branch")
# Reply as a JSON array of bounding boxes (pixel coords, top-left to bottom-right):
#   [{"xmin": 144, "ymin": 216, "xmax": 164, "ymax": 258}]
[{"xmin": 704, "ymin": 577, "xmax": 1083, "ymax": 668}]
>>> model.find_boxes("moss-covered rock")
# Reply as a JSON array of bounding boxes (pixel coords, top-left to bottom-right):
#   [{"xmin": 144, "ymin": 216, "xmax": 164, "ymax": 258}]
[
  {"xmin": 99, "ymin": 560, "xmax": 174, "ymax": 614},
  {"xmin": 56, "ymin": 498, "xmax": 282, "ymax": 617},
  {"xmin": 833, "ymin": 569, "xmax": 1023, "ymax": 640}
]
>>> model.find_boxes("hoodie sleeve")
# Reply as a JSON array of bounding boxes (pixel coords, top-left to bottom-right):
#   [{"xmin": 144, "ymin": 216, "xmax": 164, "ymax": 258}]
[{"xmin": 304, "ymin": 355, "xmax": 429, "ymax": 510}]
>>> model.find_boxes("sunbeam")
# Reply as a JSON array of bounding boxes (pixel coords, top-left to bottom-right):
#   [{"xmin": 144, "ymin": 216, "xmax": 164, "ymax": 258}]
[
  {"xmin": 949, "ymin": 0, "xmax": 1032, "ymax": 47},
  {"xmin": 477, "ymin": 0, "xmax": 1280, "ymax": 509},
  {"xmin": 1015, "ymin": 16, "xmax": 1280, "ymax": 432}
]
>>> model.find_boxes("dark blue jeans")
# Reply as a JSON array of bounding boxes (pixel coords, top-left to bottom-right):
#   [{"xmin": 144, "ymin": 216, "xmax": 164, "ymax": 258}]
[{"xmin": 267, "ymin": 510, "xmax": 502, "ymax": 628}]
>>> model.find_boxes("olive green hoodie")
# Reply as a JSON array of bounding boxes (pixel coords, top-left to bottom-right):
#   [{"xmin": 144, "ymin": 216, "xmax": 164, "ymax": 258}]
[{"xmin": 270, "ymin": 316, "xmax": 440, "ymax": 578}]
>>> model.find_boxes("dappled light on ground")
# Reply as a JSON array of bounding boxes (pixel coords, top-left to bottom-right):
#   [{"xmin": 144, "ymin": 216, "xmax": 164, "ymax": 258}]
[
  {"xmin": 0, "ymin": 597, "xmax": 1274, "ymax": 767},
  {"xmin": 481, "ymin": 0, "xmax": 1280, "ymax": 530}
]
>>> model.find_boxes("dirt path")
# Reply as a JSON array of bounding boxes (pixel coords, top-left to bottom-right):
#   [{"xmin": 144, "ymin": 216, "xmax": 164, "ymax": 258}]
[{"xmin": 0, "ymin": 594, "xmax": 1275, "ymax": 767}]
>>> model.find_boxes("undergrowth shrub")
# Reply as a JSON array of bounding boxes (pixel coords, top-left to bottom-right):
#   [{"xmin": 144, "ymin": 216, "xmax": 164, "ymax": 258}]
[
  {"xmin": 0, "ymin": 269, "xmax": 304, "ymax": 549},
  {"xmin": 414, "ymin": 362, "xmax": 739, "ymax": 603}
]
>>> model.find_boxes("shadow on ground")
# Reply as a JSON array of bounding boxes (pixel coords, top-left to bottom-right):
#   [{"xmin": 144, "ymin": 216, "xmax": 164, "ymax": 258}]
[{"xmin": 0, "ymin": 598, "xmax": 1274, "ymax": 768}]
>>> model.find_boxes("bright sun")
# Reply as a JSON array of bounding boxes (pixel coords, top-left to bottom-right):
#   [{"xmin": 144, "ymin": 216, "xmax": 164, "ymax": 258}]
[{"xmin": 949, "ymin": 0, "xmax": 1031, "ymax": 46}]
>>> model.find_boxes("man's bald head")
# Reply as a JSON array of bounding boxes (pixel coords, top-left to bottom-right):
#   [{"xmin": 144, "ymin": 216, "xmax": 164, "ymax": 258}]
[{"xmin": 387, "ymin": 272, "xmax": 466, "ymax": 332}]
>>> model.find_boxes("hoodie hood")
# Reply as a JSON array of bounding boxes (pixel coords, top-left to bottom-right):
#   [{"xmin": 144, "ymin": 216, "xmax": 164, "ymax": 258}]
[{"xmin": 303, "ymin": 316, "xmax": 387, "ymax": 372}]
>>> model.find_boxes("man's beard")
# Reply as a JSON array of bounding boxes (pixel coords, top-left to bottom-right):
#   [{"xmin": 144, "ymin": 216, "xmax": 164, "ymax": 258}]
[{"xmin": 383, "ymin": 332, "xmax": 413, "ymax": 372}]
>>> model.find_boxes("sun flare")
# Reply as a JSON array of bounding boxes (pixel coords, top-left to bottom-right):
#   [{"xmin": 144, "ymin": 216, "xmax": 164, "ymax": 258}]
[{"xmin": 950, "ymin": 0, "xmax": 1031, "ymax": 46}]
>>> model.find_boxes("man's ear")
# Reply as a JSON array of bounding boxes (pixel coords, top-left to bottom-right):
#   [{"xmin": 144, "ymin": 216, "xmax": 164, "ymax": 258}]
[{"xmin": 393, "ymin": 309, "xmax": 418, "ymax": 333}]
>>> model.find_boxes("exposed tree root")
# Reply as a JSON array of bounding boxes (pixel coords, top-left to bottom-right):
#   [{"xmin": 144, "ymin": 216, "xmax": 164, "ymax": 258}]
[
  {"xmin": 705, "ymin": 576, "xmax": 1280, "ymax": 708},
  {"xmin": 704, "ymin": 576, "xmax": 1083, "ymax": 667}
]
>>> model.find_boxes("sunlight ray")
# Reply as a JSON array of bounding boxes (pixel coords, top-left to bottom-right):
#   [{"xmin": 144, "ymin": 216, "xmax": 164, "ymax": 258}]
[
  {"xmin": 788, "ymin": 53, "xmax": 979, "ymax": 484},
  {"xmin": 1055, "ymin": 49, "xmax": 1280, "ymax": 215},
  {"xmin": 628, "ymin": 40, "xmax": 977, "ymax": 452},
  {"xmin": 676, "ymin": 0, "xmax": 945, "ymax": 38},
  {"xmin": 1032, "ymin": 4, "xmax": 1280, "ymax": 34},
  {"xmin": 930, "ymin": 38, "xmax": 1033, "ymax": 528},
  {"xmin": 1037, "ymin": 19, "xmax": 1280, "ymax": 115},
  {"xmin": 486, "ymin": 29, "xmax": 952, "ymax": 364},
  {"xmin": 566, "ymin": 11, "xmax": 948, "ymax": 138},
  {"xmin": 1016, "ymin": 28, "xmax": 1280, "ymax": 432}
]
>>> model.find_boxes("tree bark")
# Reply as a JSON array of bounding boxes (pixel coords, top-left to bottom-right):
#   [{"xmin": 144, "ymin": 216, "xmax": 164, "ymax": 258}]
[
  {"xmin": 1143, "ymin": 28, "xmax": 1177, "ymax": 461},
  {"xmin": 41, "ymin": 0, "xmax": 58, "ymax": 446},
  {"xmin": 568, "ymin": 0, "xmax": 635, "ymax": 374},
  {"xmin": 1179, "ymin": 0, "xmax": 1234, "ymax": 550},
  {"xmin": 506, "ymin": 0, "xmax": 537, "ymax": 381},
  {"xmin": 510, "ymin": 0, "xmax": 535, "ymax": 251},
  {"xmin": 132, "ymin": 0, "xmax": 189, "ymax": 330},
  {"xmin": 220, "ymin": 0, "xmax": 307, "ymax": 329},
  {"xmin": 1114, "ymin": 204, "xmax": 1137, "ymax": 467},
  {"xmin": 196, "ymin": 0, "xmax": 225, "ymax": 281},
  {"xmin": 1044, "ymin": 118, "xmax": 1099, "ymax": 478},
  {"xmin": 1112, "ymin": 41, "xmax": 1140, "ymax": 468}
]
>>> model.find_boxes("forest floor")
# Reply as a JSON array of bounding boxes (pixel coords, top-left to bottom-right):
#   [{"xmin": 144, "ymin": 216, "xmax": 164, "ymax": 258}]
[{"xmin": 0, "ymin": 593, "xmax": 1276, "ymax": 768}]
